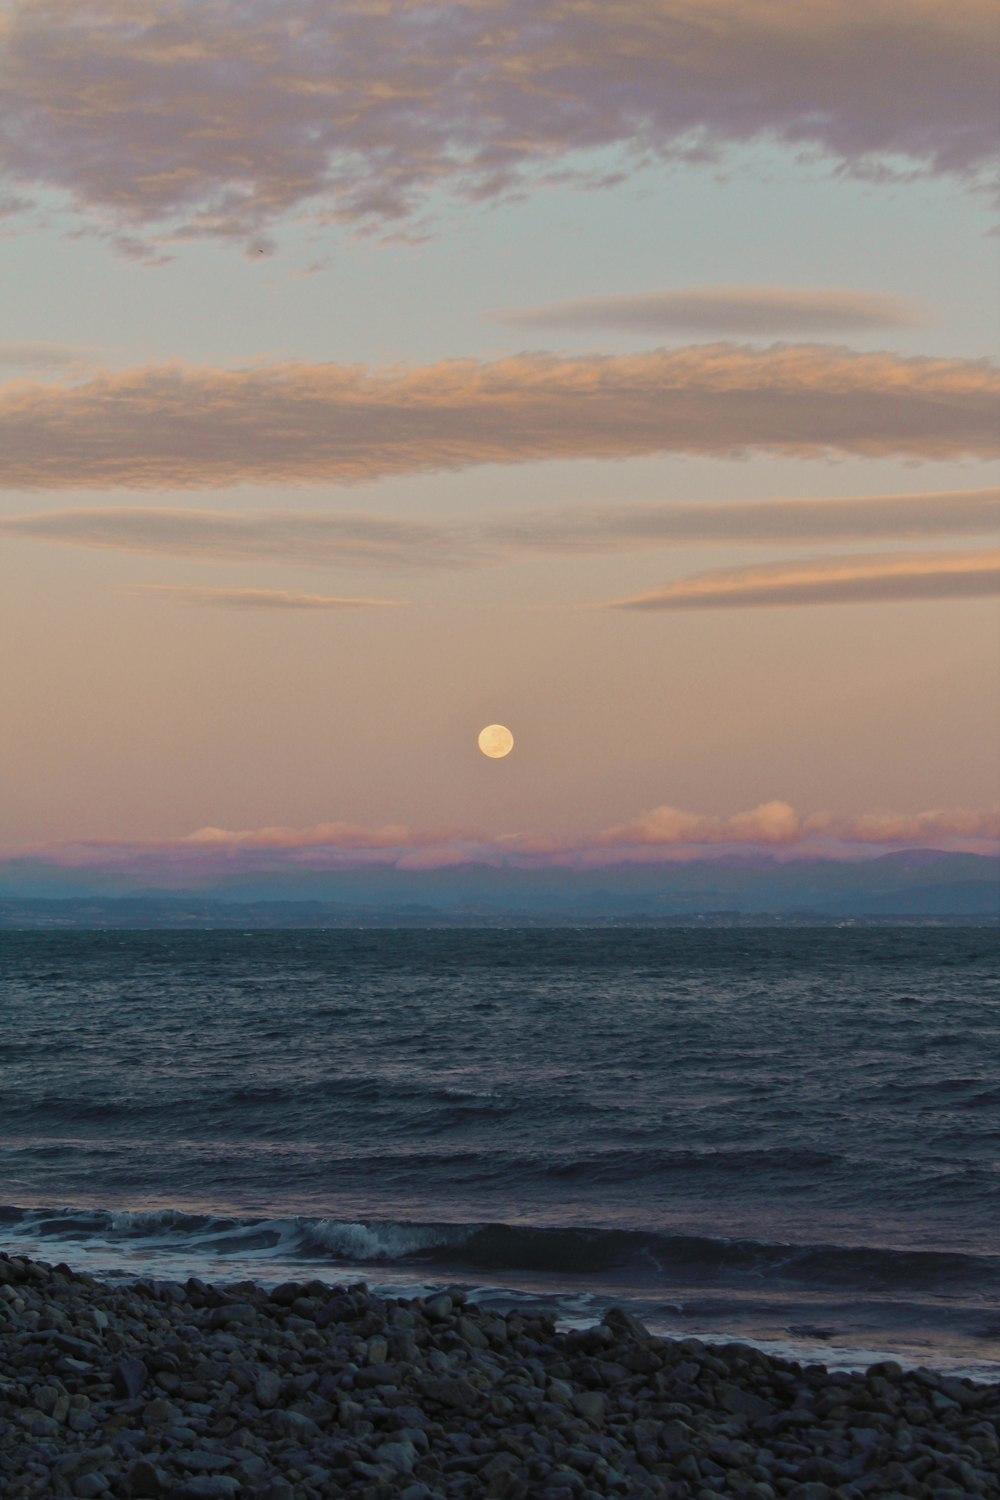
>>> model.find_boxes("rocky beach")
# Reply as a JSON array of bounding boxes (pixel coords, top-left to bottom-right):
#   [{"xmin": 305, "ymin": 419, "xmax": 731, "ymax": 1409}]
[{"xmin": 1, "ymin": 1253, "xmax": 998, "ymax": 1499}]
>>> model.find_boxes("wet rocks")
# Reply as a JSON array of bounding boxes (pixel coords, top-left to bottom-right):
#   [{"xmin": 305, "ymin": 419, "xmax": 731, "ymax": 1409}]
[{"xmin": 1, "ymin": 1250, "xmax": 998, "ymax": 1500}]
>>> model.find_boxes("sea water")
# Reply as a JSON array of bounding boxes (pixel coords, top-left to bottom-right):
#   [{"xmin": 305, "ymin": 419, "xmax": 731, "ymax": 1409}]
[{"xmin": 1, "ymin": 927, "xmax": 998, "ymax": 1378}]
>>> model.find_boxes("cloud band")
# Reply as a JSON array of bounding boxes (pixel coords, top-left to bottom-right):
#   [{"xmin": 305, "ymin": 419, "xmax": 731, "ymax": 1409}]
[
  {"xmin": 3, "ymin": 491, "xmax": 999, "ymax": 572},
  {"xmin": 1, "ymin": 345, "xmax": 995, "ymax": 491},
  {"xmin": 1, "ymin": 1, "xmax": 996, "ymax": 248},
  {"xmin": 6, "ymin": 800, "xmax": 998, "ymax": 876}
]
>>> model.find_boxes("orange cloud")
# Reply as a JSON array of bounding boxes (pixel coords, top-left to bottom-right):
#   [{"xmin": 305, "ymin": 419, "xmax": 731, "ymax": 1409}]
[
  {"xmin": 1, "ymin": 1, "xmax": 995, "ymax": 249},
  {"xmin": 607, "ymin": 549, "xmax": 1000, "ymax": 610},
  {"xmin": 0, "ymin": 346, "xmax": 995, "ymax": 492},
  {"xmin": 499, "ymin": 287, "xmax": 920, "ymax": 337}
]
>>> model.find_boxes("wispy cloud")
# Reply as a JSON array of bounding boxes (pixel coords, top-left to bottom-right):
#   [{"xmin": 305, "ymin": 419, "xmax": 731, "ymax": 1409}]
[
  {"xmin": 1, "ymin": 345, "xmax": 995, "ymax": 492},
  {"xmin": 491, "ymin": 490, "xmax": 1000, "ymax": 554},
  {"xmin": 7, "ymin": 800, "xmax": 998, "ymax": 877},
  {"xmin": 498, "ymin": 288, "xmax": 921, "ymax": 337},
  {"xmin": 0, "ymin": 508, "xmax": 481, "ymax": 568},
  {"xmin": 4, "ymin": 490, "xmax": 999, "ymax": 570},
  {"xmin": 135, "ymin": 585, "xmax": 405, "ymax": 610},
  {"xmin": 1, "ymin": 1, "xmax": 995, "ymax": 250},
  {"xmin": 606, "ymin": 549, "xmax": 1000, "ymax": 610},
  {"xmin": 0, "ymin": 341, "xmax": 94, "ymax": 370}
]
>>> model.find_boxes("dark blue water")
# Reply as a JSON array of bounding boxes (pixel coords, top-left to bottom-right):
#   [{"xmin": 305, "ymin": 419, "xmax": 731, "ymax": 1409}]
[{"xmin": 1, "ymin": 928, "xmax": 998, "ymax": 1376}]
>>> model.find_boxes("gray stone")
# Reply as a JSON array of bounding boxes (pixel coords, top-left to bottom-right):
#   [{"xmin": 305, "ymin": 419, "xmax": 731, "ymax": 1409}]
[
  {"xmin": 52, "ymin": 1332, "xmax": 99, "ymax": 1360},
  {"xmin": 207, "ymin": 1303, "xmax": 257, "ymax": 1330},
  {"xmin": 457, "ymin": 1314, "xmax": 490, "ymax": 1348},
  {"xmin": 128, "ymin": 1458, "xmax": 167, "ymax": 1497},
  {"xmin": 53, "ymin": 1447, "xmax": 115, "ymax": 1480},
  {"xmin": 174, "ymin": 1449, "xmax": 234, "ymax": 1473},
  {"xmin": 719, "ymin": 1382, "xmax": 772, "ymax": 1421},
  {"xmin": 571, "ymin": 1391, "xmax": 606, "ymax": 1427},
  {"xmin": 253, "ymin": 1368, "xmax": 281, "ymax": 1408},
  {"xmin": 72, "ymin": 1477, "xmax": 109, "ymax": 1499},
  {"xmin": 271, "ymin": 1407, "xmax": 320, "ymax": 1439},
  {"xmin": 173, "ymin": 1481, "xmax": 241, "ymax": 1500},
  {"xmin": 376, "ymin": 1439, "xmax": 419, "ymax": 1474},
  {"xmin": 141, "ymin": 1397, "xmax": 175, "ymax": 1427},
  {"xmin": 418, "ymin": 1373, "xmax": 479, "ymax": 1410},
  {"xmin": 111, "ymin": 1357, "xmax": 148, "ymax": 1400},
  {"xmin": 602, "ymin": 1306, "xmax": 651, "ymax": 1342}
]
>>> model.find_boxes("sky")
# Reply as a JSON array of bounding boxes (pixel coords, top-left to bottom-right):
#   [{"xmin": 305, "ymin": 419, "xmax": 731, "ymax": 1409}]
[{"xmin": 0, "ymin": 0, "xmax": 998, "ymax": 886}]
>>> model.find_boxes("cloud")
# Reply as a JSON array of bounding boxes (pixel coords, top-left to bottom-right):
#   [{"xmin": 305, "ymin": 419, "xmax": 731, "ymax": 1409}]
[
  {"xmin": 840, "ymin": 808, "xmax": 1000, "ymax": 844},
  {"xmin": 595, "ymin": 801, "xmax": 1000, "ymax": 855},
  {"xmin": 8, "ymin": 800, "xmax": 998, "ymax": 877},
  {"xmin": 183, "ymin": 822, "xmax": 420, "ymax": 851},
  {"xmin": 498, "ymin": 288, "xmax": 921, "ymax": 337},
  {"xmin": 607, "ymin": 549, "xmax": 1000, "ymax": 610},
  {"xmin": 0, "ymin": 342, "xmax": 94, "ymax": 370},
  {"xmin": 599, "ymin": 800, "xmax": 804, "ymax": 847},
  {"xmin": 135, "ymin": 585, "xmax": 405, "ymax": 609},
  {"xmin": 493, "ymin": 489, "xmax": 1000, "ymax": 554},
  {"xmin": 3, "ymin": 490, "xmax": 999, "ymax": 571},
  {"xmin": 0, "ymin": 1, "xmax": 995, "ymax": 249},
  {"xmin": 0, "ymin": 345, "xmax": 995, "ymax": 492},
  {"xmin": 0, "ymin": 507, "xmax": 482, "ymax": 568}
]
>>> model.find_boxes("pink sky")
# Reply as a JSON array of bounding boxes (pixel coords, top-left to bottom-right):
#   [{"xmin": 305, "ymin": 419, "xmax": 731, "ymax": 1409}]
[{"xmin": 0, "ymin": 1, "xmax": 997, "ymax": 882}]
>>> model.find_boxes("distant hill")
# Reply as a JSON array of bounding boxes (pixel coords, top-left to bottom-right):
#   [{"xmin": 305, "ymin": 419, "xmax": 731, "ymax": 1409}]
[{"xmin": 0, "ymin": 850, "xmax": 996, "ymax": 926}]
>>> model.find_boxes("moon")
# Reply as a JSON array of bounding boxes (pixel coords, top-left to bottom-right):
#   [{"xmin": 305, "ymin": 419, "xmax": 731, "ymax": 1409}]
[{"xmin": 478, "ymin": 723, "xmax": 514, "ymax": 759}]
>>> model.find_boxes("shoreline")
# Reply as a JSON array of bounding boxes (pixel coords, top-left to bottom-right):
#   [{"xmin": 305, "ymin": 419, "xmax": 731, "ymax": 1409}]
[
  {"xmin": 2, "ymin": 1253, "xmax": 998, "ymax": 1499},
  {"xmin": 4, "ymin": 1201, "xmax": 999, "ymax": 1387}
]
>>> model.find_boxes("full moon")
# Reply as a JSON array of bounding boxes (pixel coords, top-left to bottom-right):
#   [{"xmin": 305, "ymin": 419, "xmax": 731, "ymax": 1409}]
[{"xmin": 478, "ymin": 724, "xmax": 514, "ymax": 759}]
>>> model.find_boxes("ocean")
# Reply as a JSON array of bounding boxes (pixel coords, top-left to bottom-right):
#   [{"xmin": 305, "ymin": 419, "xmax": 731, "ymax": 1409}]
[{"xmin": 1, "ymin": 927, "xmax": 998, "ymax": 1380}]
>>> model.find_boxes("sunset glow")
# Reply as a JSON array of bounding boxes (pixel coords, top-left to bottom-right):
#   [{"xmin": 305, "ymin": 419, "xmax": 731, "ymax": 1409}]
[{"xmin": 0, "ymin": 0, "xmax": 996, "ymax": 893}]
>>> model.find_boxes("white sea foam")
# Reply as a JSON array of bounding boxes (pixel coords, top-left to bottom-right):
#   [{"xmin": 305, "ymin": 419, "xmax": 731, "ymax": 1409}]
[{"xmin": 302, "ymin": 1218, "xmax": 465, "ymax": 1261}]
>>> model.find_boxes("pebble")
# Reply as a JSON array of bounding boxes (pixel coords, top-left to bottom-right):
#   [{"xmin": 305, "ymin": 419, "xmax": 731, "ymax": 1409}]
[{"xmin": 1, "ymin": 1251, "xmax": 998, "ymax": 1500}]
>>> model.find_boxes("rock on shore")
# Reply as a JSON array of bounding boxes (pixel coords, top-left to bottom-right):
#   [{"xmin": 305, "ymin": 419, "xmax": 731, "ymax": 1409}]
[{"xmin": 1, "ymin": 1252, "xmax": 998, "ymax": 1498}]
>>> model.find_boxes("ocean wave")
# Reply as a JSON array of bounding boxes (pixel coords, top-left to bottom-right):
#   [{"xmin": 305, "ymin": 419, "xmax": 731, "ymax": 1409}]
[{"xmin": 3, "ymin": 1204, "xmax": 997, "ymax": 1297}]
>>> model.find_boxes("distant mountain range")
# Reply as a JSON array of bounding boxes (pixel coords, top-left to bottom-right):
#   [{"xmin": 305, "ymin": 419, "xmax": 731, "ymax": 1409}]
[{"xmin": 0, "ymin": 850, "xmax": 996, "ymax": 927}]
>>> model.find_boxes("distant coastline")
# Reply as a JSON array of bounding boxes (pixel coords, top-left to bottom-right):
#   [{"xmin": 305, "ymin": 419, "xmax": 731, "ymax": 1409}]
[
  {"xmin": 1, "ymin": 898, "xmax": 997, "ymax": 930},
  {"xmin": 0, "ymin": 849, "xmax": 997, "ymax": 926}
]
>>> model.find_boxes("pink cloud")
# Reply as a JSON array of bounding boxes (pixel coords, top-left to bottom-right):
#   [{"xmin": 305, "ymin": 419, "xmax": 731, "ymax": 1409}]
[
  {"xmin": 183, "ymin": 822, "xmax": 419, "ymax": 851},
  {"xmin": 844, "ymin": 807, "xmax": 1000, "ymax": 844},
  {"xmin": 9, "ymin": 802, "xmax": 998, "ymax": 879},
  {"xmin": 599, "ymin": 801, "xmax": 804, "ymax": 847},
  {"xmin": 0, "ymin": 345, "xmax": 995, "ymax": 492},
  {"xmin": 1, "ymin": 2, "xmax": 995, "ymax": 249}
]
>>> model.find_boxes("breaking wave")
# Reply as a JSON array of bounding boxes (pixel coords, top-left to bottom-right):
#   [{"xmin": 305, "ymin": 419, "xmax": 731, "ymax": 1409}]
[{"xmin": 3, "ymin": 1204, "xmax": 997, "ymax": 1299}]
